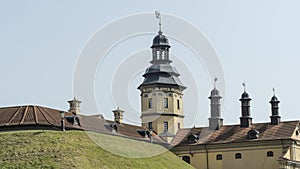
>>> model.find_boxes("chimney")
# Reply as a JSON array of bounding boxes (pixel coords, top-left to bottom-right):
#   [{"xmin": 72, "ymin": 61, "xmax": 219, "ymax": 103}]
[
  {"xmin": 112, "ymin": 107, "xmax": 124, "ymax": 124},
  {"xmin": 270, "ymin": 89, "xmax": 281, "ymax": 125},
  {"xmin": 208, "ymin": 78, "xmax": 223, "ymax": 130},
  {"xmin": 239, "ymin": 83, "xmax": 252, "ymax": 128},
  {"xmin": 68, "ymin": 97, "xmax": 81, "ymax": 115}
]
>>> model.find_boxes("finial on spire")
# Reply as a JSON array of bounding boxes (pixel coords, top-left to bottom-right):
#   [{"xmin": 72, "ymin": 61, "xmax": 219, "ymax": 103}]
[
  {"xmin": 214, "ymin": 77, "xmax": 218, "ymax": 89},
  {"xmin": 242, "ymin": 82, "xmax": 246, "ymax": 92},
  {"xmin": 155, "ymin": 10, "xmax": 162, "ymax": 34},
  {"xmin": 273, "ymin": 87, "xmax": 276, "ymax": 96}
]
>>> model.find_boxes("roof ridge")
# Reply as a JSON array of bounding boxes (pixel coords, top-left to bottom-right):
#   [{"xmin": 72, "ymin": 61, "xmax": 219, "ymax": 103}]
[
  {"xmin": 6, "ymin": 106, "xmax": 22, "ymax": 125},
  {"xmin": 19, "ymin": 106, "xmax": 29, "ymax": 125},
  {"xmin": 36, "ymin": 106, "xmax": 53, "ymax": 125}
]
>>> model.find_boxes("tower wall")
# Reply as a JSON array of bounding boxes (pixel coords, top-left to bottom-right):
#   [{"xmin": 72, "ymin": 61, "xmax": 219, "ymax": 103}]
[{"xmin": 140, "ymin": 86, "xmax": 184, "ymax": 136}]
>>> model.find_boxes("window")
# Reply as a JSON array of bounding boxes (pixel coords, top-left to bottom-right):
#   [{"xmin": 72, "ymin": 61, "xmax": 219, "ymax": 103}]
[
  {"xmin": 149, "ymin": 98, "xmax": 153, "ymax": 108},
  {"xmin": 178, "ymin": 123, "xmax": 181, "ymax": 129},
  {"xmin": 148, "ymin": 122, "xmax": 153, "ymax": 129},
  {"xmin": 182, "ymin": 156, "xmax": 190, "ymax": 164},
  {"xmin": 267, "ymin": 151, "xmax": 274, "ymax": 157},
  {"xmin": 235, "ymin": 153, "xmax": 242, "ymax": 159},
  {"xmin": 216, "ymin": 154, "xmax": 222, "ymax": 160},
  {"xmin": 177, "ymin": 99, "xmax": 180, "ymax": 110},
  {"xmin": 163, "ymin": 121, "xmax": 168, "ymax": 132},
  {"xmin": 164, "ymin": 98, "xmax": 168, "ymax": 108},
  {"xmin": 144, "ymin": 94, "xmax": 148, "ymax": 98}
]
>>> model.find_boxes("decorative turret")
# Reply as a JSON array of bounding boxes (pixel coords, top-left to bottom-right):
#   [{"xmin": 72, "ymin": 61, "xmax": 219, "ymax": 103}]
[
  {"xmin": 270, "ymin": 88, "xmax": 281, "ymax": 125},
  {"xmin": 239, "ymin": 83, "xmax": 252, "ymax": 127},
  {"xmin": 208, "ymin": 78, "xmax": 223, "ymax": 130},
  {"xmin": 68, "ymin": 97, "xmax": 81, "ymax": 115},
  {"xmin": 112, "ymin": 107, "xmax": 124, "ymax": 124}
]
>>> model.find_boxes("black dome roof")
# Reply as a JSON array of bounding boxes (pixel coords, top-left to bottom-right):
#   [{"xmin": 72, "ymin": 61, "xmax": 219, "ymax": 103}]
[
  {"xmin": 270, "ymin": 95, "xmax": 280, "ymax": 102},
  {"xmin": 241, "ymin": 91, "xmax": 250, "ymax": 99},
  {"xmin": 210, "ymin": 88, "xmax": 220, "ymax": 96},
  {"xmin": 151, "ymin": 33, "xmax": 170, "ymax": 47}
]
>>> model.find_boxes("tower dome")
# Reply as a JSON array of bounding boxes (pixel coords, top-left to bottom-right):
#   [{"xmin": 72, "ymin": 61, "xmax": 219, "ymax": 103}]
[
  {"xmin": 151, "ymin": 33, "xmax": 170, "ymax": 48},
  {"xmin": 270, "ymin": 95, "xmax": 279, "ymax": 102},
  {"xmin": 241, "ymin": 91, "xmax": 250, "ymax": 99},
  {"xmin": 210, "ymin": 88, "xmax": 220, "ymax": 96}
]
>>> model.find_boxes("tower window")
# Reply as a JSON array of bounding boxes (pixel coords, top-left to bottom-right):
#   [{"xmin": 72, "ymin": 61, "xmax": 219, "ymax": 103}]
[
  {"xmin": 178, "ymin": 123, "xmax": 181, "ymax": 129},
  {"xmin": 177, "ymin": 99, "xmax": 180, "ymax": 110},
  {"xmin": 163, "ymin": 121, "xmax": 168, "ymax": 132},
  {"xmin": 267, "ymin": 151, "xmax": 274, "ymax": 157},
  {"xmin": 182, "ymin": 156, "xmax": 190, "ymax": 164},
  {"xmin": 144, "ymin": 94, "xmax": 148, "ymax": 98},
  {"xmin": 164, "ymin": 98, "xmax": 168, "ymax": 108},
  {"xmin": 148, "ymin": 122, "xmax": 153, "ymax": 129},
  {"xmin": 149, "ymin": 98, "xmax": 153, "ymax": 108},
  {"xmin": 216, "ymin": 154, "xmax": 222, "ymax": 160},
  {"xmin": 235, "ymin": 153, "xmax": 242, "ymax": 159}
]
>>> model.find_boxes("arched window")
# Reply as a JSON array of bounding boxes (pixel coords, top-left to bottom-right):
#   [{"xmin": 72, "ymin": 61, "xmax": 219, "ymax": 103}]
[
  {"xmin": 182, "ymin": 156, "xmax": 190, "ymax": 164},
  {"xmin": 267, "ymin": 151, "xmax": 274, "ymax": 157},
  {"xmin": 235, "ymin": 153, "xmax": 242, "ymax": 159},
  {"xmin": 216, "ymin": 154, "xmax": 222, "ymax": 160}
]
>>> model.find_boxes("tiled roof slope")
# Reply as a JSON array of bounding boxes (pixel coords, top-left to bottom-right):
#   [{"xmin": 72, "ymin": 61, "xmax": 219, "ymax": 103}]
[
  {"xmin": 172, "ymin": 121, "xmax": 300, "ymax": 146},
  {"xmin": 0, "ymin": 105, "xmax": 80, "ymax": 130},
  {"xmin": 0, "ymin": 105, "xmax": 166, "ymax": 143}
]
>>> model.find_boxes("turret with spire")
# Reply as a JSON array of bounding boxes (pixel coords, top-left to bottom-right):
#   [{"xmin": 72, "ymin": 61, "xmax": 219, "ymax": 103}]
[
  {"xmin": 270, "ymin": 88, "xmax": 281, "ymax": 125},
  {"xmin": 208, "ymin": 78, "xmax": 223, "ymax": 130},
  {"xmin": 239, "ymin": 83, "xmax": 252, "ymax": 127}
]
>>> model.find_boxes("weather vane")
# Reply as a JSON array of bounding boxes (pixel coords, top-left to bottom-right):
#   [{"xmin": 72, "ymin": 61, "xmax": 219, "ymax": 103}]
[
  {"xmin": 214, "ymin": 77, "xmax": 218, "ymax": 89},
  {"xmin": 242, "ymin": 82, "xmax": 246, "ymax": 92},
  {"xmin": 155, "ymin": 10, "xmax": 162, "ymax": 34}
]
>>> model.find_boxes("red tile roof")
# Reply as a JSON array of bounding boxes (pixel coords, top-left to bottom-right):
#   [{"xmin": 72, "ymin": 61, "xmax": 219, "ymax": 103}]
[
  {"xmin": 0, "ymin": 105, "xmax": 81, "ymax": 130},
  {"xmin": 0, "ymin": 105, "xmax": 166, "ymax": 143},
  {"xmin": 172, "ymin": 121, "xmax": 300, "ymax": 146}
]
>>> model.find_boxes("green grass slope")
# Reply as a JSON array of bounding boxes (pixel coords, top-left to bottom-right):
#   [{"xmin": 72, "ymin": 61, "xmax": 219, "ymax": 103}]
[{"xmin": 0, "ymin": 130, "xmax": 193, "ymax": 169}]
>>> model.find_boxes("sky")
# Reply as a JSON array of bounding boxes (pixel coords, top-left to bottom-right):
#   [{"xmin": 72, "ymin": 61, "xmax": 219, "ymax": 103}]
[{"xmin": 1, "ymin": 0, "xmax": 300, "ymax": 128}]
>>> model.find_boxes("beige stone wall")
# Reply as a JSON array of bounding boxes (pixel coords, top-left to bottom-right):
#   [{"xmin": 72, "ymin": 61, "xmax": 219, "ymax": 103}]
[
  {"xmin": 140, "ymin": 87, "xmax": 184, "ymax": 137},
  {"xmin": 175, "ymin": 141, "xmax": 294, "ymax": 169}
]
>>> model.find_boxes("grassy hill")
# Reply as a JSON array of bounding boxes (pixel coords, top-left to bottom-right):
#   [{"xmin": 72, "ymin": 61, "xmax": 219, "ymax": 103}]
[{"xmin": 0, "ymin": 130, "xmax": 193, "ymax": 169}]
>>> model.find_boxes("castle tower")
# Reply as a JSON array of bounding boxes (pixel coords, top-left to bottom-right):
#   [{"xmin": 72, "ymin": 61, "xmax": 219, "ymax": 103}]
[
  {"xmin": 239, "ymin": 83, "xmax": 252, "ymax": 127},
  {"xmin": 138, "ymin": 12, "xmax": 186, "ymax": 143},
  {"xmin": 208, "ymin": 78, "xmax": 223, "ymax": 130},
  {"xmin": 68, "ymin": 97, "xmax": 81, "ymax": 115}
]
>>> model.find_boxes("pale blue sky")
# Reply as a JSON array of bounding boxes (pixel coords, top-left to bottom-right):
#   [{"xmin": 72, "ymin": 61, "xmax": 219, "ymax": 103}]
[{"xmin": 1, "ymin": 0, "xmax": 300, "ymax": 127}]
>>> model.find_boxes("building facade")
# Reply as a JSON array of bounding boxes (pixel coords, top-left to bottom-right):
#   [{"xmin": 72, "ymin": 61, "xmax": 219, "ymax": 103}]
[{"xmin": 171, "ymin": 86, "xmax": 300, "ymax": 169}]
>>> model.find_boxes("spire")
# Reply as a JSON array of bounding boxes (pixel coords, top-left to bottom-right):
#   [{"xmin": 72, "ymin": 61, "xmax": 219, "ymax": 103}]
[
  {"xmin": 242, "ymin": 82, "xmax": 246, "ymax": 92},
  {"xmin": 214, "ymin": 77, "xmax": 218, "ymax": 89},
  {"xmin": 209, "ymin": 77, "xmax": 223, "ymax": 130},
  {"xmin": 150, "ymin": 10, "xmax": 172, "ymax": 65},
  {"xmin": 155, "ymin": 10, "xmax": 162, "ymax": 34},
  {"xmin": 270, "ymin": 88, "xmax": 281, "ymax": 125},
  {"xmin": 239, "ymin": 83, "xmax": 252, "ymax": 128}
]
